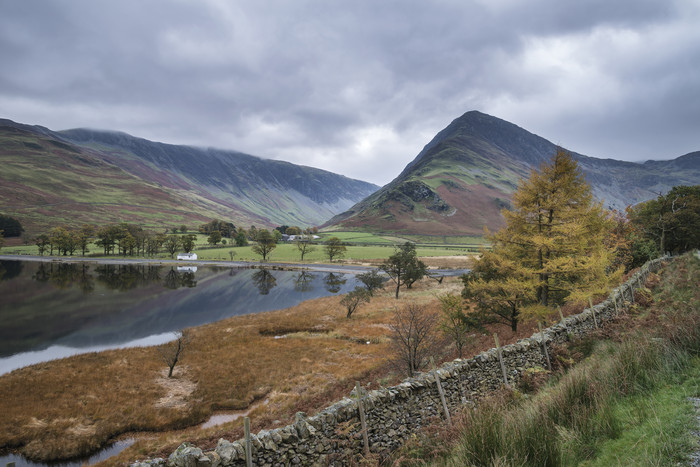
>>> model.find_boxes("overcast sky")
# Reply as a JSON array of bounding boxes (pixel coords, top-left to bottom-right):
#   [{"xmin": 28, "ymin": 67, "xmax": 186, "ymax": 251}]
[{"xmin": 1, "ymin": 0, "xmax": 698, "ymax": 185}]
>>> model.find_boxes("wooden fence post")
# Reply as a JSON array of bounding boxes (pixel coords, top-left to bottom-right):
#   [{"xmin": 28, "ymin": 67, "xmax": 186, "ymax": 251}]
[
  {"xmin": 494, "ymin": 333, "xmax": 510, "ymax": 388},
  {"xmin": 355, "ymin": 381, "xmax": 370, "ymax": 457},
  {"xmin": 538, "ymin": 322, "xmax": 552, "ymax": 371},
  {"xmin": 629, "ymin": 284, "xmax": 635, "ymax": 304},
  {"xmin": 244, "ymin": 416, "xmax": 252, "ymax": 467},
  {"xmin": 588, "ymin": 297, "xmax": 598, "ymax": 329},
  {"xmin": 430, "ymin": 357, "xmax": 452, "ymax": 425}
]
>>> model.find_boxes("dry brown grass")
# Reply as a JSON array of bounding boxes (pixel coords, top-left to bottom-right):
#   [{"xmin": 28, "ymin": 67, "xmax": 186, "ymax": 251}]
[{"xmin": 0, "ymin": 261, "xmax": 587, "ymax": 465}]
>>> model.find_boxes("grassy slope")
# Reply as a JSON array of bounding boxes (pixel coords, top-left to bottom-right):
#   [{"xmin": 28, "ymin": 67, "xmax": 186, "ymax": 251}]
[
  {"xmin": 0, "ymin": 127, "xmax": 223, "ymax": 236},
  {"xmin": 392, "ymin": 253, "xmax": 700, "ymax": 466}
]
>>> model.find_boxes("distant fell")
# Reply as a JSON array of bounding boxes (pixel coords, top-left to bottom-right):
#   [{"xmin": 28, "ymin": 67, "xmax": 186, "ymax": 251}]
[
  {"xmin": 0, "ymin": 119, "xmax": 379, "ymax": 235},
  {"xmin": 327, "ymin": 111, "xmax": 700, "ymax": 235}
]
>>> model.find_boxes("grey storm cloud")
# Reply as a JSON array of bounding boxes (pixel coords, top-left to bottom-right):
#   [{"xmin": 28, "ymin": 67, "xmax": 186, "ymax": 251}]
[{"xmin": 1, "ymin": 0, "xmax": 698, "ymax": 185}]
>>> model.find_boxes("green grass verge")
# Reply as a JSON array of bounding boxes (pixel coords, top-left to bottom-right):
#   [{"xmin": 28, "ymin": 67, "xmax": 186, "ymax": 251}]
[{"xmin": 578, "ymin": 362, "xmax": 699, "ymax": 466}]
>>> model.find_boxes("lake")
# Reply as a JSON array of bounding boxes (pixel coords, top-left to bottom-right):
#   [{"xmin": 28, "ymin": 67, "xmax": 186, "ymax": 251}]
[{"xmin": 0, "ymin": 260, "xmax": 359, "ymax": 375}]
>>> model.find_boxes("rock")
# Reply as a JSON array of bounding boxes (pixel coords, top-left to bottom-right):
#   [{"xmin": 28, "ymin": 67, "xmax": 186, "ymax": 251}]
[
  {"xmin": 130, "ymin": 458, "xmax": 166, "ymax": 467},
  {"xmin": 168, "ymin": 443, "xmax": 210, "ymax": 467},
  {"xmin": 215, "ymin": 439, "xmax": 244, "ymax": 464}
]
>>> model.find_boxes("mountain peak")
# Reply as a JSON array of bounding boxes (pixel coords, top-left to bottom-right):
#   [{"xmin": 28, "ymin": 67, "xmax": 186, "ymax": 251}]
[{"xmin": 327, "ymin": 111, "xmax": 700, "ymax": 236}]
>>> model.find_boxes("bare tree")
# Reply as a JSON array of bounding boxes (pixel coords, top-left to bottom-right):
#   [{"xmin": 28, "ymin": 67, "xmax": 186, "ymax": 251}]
[
  {"xmin": 296, "ymin": 237, "xmax": 316, "ymax": 261},
  {"xmin": 158, "ymin": 329, "xmax": 192, "ymax": 378},
  {"xmin": 390, "ymin": 304, "xmax": 441, "ymax": 377}
]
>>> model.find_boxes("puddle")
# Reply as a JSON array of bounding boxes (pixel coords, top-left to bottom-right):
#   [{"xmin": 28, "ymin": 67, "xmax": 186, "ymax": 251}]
[{"xmin": 200, "ymin": 399, "xmax": 269, "ymax": 429}]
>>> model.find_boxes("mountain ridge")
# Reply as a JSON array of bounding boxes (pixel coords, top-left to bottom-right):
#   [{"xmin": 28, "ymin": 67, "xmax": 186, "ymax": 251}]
[
  {"xmin": 326, "ymin": 111, "xmax": 700, "ymax": 235},
  {"xmin": 0, "ymin": 119, "xmax": 379, "ymax": 235}
]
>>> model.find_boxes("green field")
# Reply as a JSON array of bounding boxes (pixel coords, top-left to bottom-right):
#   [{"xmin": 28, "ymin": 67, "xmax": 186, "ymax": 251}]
[
  {"xmin": 319, "ymin": 230, "xmax": 486, "ymax": 248},
  {"xmin": 2, "ymin": 232, "xmax": 479, "ymax": 263}
]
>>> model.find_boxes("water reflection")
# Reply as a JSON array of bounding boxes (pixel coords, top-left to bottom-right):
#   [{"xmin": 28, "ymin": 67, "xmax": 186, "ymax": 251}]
[
  {"xmin": 0, "ymin": 261, "xmax": 359, "ymax": 374},
  {"xmin": 163, "ymin": 267, "xmax": 197, "ymax": 289},
  {"xmin": 294, "ymin": 271, "xmax": 315, "ymax": 293},
  {"xmin": 0, "ymin": 259, "xmax": 23, "ymax": 282},
  {"xmin": 251, "ymin": 269, "xmax": 276, "ymax": 295},
  {"xmin": 323, "ymin": 272, "xmax": 347, "ymax": 293}
]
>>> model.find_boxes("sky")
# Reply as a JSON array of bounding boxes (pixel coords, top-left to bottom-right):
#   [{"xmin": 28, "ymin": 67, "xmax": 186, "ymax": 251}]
[{"xmin": 1, "ymin": 0, "xmax": 699, "ymax": 186}]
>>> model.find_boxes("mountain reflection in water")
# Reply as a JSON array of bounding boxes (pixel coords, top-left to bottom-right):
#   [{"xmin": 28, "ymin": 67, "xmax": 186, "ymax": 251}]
[{"xmin": 0, "ymin": 260, "xmax": 358, "ymax": 374}]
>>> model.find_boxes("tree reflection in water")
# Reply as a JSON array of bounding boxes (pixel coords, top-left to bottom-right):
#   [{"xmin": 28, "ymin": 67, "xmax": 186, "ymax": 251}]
[
  {"xmin": 252, "ymin": 269, "xmax": 277, "ymax": 295},
  {"xmin": 323, "ymin": 272, "xmax": 346, "ymax": 293},
  {"xmin": 163, "ymin": 268, "xmax": 197, "ymax": 289},
  {"xmin": 294, "ymin": 270, "xmax": 315, "ymax": 293}
]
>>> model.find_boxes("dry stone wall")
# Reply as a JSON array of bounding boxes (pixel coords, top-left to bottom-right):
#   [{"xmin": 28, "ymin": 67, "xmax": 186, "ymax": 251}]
[{"xmin": 135, "ymin": 256, "xmax": 669, "ymax": 467}]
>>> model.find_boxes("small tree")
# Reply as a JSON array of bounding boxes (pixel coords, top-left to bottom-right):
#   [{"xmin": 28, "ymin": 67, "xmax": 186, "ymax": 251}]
[
  {"xmin": 340, "ymin": 287, "xmax": 371, "ymax": 318},
  {"xmin": 179, "ymin": 225, "xmax": 188, "ymax": 233},
  {"xmin": 34, "ymin": 234, "xmax": 50, "ymax": 256},
  {"xmin": 252, "ymin": 229, "xmax": 277, "ymax": 261},
  {"xmin": 380, "ymin": 242, "xmax": 427, "ymax": 298},
  {"xmin": 181, "ymin": 234, "xmax": 197, "ymax": 253},
  {"xmin": 208, "ymin": 230, "xmax": 222, "ymax": 246},
  {"xmin": 356, "ymin": 270, "xmax": 386, "ymax": 296},
  {"xmin": 296, "ymin": 238, "xmax": 316, "ymax": 261},
  {"xmin": 324, "ymin": 237, "xmax": 346, "ymax": 262},
  {"xmin": 163, "ymin": 235, "xmax": 180, "ymax": 258},
  {"xmin": 438, "ymin": 293, "xmax": 482, "ymax": 359},
  {"xmin": 390, "ymin": 304, "xmax": 440, "ymax": 377},
  {"xmin": 157, "ymin": 329, "xmax": 192, "ymax": 378},
  {"xmin": 234, "ymin": 230, "xmax": 248, "ymax": 246}
]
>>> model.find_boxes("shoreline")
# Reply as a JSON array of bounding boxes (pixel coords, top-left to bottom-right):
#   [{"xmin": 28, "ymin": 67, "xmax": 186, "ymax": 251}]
[
  {"xmin": 0, "ymin": 254, "xmax": 469, "ymax": 277},
  {"xmin": 0, "ymin": 254, "xmax": 375, "ymax": 274}
]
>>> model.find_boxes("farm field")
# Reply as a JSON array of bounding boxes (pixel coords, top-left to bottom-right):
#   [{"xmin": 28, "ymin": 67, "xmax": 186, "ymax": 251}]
[{"xmin": 1, "ymin": 232, "xmax": 481, "ymax": 265}]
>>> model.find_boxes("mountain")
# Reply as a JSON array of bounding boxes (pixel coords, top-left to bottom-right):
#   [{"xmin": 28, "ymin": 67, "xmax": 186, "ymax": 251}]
[
  {"xmin": 327, "ymin": 111, "xmax": 700, "ymax": 236},
  {"xmin": 0, "ymin": 119, "xmax": 379, "ymax": 236}
]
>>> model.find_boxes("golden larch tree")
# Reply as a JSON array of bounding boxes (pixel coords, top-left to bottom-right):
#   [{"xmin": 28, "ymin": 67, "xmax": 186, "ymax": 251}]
[{"xmin": 464, "ymin": 148, "xmax": 621, "ymax": 329}]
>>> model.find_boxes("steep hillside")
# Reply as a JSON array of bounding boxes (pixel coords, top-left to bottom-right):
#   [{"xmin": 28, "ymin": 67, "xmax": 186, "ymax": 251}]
[
  {"xmin": 0, "ymin": 120, "xmax": 379, "ymax": 235},
  {"xmin": 327, "ymin": 111, "xmax": 700, "ymax": 235}
]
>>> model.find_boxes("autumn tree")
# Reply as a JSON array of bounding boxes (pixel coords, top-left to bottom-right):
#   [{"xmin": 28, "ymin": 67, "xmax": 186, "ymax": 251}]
[
  {"xmin": 462, "ymin": 249, "xmax": 534, "ymax": 332},
  {"xmin": 252, "ymin": 229, "xmax": 276, "ymax": 261},
  {"xmin": 464, "ymin": 148, "xmax": 619, "ymax": 329},
  {"xmin": 380, "ymin": 242, "xmax": 428, "ymax": 298},
  {"xmin": 324, "ymin": 237, "xmax": 346, "ymax": 262}
]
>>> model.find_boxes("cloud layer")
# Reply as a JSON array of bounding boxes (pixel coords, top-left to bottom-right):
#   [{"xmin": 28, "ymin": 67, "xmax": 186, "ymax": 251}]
[{"xmin": 1, "ymin": 0, "xmax": 698, "ymax": 185}]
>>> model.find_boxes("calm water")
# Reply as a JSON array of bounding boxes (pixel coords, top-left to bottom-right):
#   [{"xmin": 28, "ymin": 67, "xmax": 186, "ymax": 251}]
[{"xmin": 0, "ymin": 260, "xmax": 358, "ymax": 375}]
